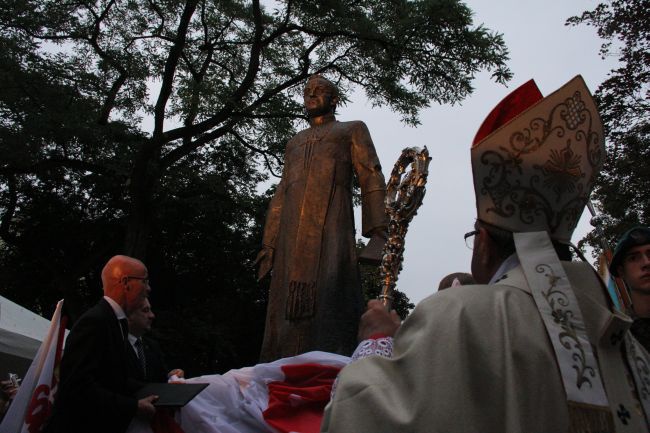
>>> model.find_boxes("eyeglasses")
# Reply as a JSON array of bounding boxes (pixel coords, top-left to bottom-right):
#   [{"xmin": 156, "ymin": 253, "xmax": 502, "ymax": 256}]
[
  {"xmin": 125, "ymin": 276, "xmax": 149, "ymax": 285},
  {"xmin": 464, "ymin": 230, "xmax": 479, "ymax": 250}
]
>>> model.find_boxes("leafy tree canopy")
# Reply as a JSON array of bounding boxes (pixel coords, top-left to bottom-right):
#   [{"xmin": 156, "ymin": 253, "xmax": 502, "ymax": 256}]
[
  {"xmin": 567, "ymin": 0, "xmax": 649, "ymax": 251},
  {"xmin": 0, "ymin": 0, "xmax": 510, "ymax": 372}
]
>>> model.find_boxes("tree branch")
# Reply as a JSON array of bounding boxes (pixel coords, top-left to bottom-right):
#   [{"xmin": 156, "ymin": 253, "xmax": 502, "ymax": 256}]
[
  {"xmin": 152, "ymin": 0, "xmax": 200, "ymax": 141},
  {"xmin": 0, "ymin": 158, "xmax": 118, "ymax": 177},
  {"xmin": 160, "ymin": 71, "xmax": 308, "ymax": 168},
  {"xmin": 98, "ymin": 72, "xmax": 128, "ymax": 125},
  {"xmin": 154, "ymin": 0, "xmax": 266, "ymax": 147},
  {"xmin": 83, "ymin": 0, "xmax": 132, "ymax": 125},
  {"xmin": 229, "ymin": 130, "xmax": 282, "ymax": 178},
  {"xmin": 125, "ymin": 34, "xmax": 176, "ymax": 50},
  {"xmin": 0, "ymin": 175, "xmax": 18, "ymax": 245},
  {"xmin": 183, "ymin": 46, "xmax": 214, "ymax": 135},
  {"xmin": 159, "ymin": 123, "xmax": 233, "ymax": 168},
  {"xmin": 287, "ymin": 23, "xmax": 390, "ymax": 49},
  {"xmin": 147, "ymin": 0, "xmax": 167, "ymax": 34}
]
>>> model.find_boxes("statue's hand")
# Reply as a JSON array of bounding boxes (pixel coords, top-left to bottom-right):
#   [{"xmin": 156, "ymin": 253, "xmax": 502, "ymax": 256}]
[
  {"xmin": 369, "ymin": 226, "xmax": 388, "ymax": 240},
  {"xmin": 255, "ymin": 246, "xmax": 274, "ymax": 281},
  {"xmin": 358, "ymin": 229, "xmax": 388, "ymax": 265}
]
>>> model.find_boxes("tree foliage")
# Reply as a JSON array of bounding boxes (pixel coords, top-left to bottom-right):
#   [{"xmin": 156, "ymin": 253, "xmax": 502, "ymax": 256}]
[
  {"xmin": 567, "ymin": 0, "xmax": 650, "ymax": 251},
  {"xmin": 0, "ymin": 0, "xmax": 510, "ymax": 372}
]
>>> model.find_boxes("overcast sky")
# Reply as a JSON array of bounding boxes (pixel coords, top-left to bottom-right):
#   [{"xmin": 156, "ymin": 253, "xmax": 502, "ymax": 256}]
[{"xmin": 336, "ymin": 0, "xmax": 619, "ymax": 304}]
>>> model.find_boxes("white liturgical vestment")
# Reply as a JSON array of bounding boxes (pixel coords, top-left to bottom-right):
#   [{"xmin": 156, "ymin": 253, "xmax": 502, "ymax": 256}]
[{"xmin": 321, "ymin": 261, "xmax": 648, "ymax": 433}]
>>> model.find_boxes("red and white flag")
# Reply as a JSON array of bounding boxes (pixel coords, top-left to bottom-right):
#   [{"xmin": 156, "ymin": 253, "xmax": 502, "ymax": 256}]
[
  {"xmin": 263, "ymin": 362, "xmax": 341, "ymax": 433},
  {"xmin": 0, "ymin": 300, "xmax": 67, "ymax": 433},
  {"xmin": 174, "ymin": 351, "xmax": 349, "ymax": 433}
]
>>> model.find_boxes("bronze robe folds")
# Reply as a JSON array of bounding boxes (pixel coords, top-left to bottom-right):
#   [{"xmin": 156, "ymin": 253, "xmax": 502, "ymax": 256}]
[{"xmin": 260, "ymin": 120, "xmax": 387, "ymax": 361}]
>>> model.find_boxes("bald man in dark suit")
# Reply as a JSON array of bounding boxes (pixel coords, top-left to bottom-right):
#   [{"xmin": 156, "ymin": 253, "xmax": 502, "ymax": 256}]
[{"xmin": 44, "ymin": 255, "xmax": 158, "ymax": 433}]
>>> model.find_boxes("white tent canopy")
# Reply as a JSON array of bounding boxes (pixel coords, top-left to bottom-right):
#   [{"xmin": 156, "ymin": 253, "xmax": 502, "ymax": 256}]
[{"xmin": 0, "ymin": 295, "xmax": 53, "ymax": 378}]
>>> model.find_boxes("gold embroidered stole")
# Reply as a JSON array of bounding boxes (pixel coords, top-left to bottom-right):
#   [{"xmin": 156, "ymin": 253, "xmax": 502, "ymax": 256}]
[
  {"xmin": 515, "ymin": 232, "xmax": 613, "ymax": 432},
  {"xmin": 624, "ymin": 332, "xmax": 650, "ymax": 426}
]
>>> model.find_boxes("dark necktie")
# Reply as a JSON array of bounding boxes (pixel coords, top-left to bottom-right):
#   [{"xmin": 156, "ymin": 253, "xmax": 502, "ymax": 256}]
[
  {"xmin": 118, "ymin": 318, "xmax": 129, "ymax": 341},
  {"xmin": 134, "ymin": 338, "xmax": 147, "ymax": 376}
]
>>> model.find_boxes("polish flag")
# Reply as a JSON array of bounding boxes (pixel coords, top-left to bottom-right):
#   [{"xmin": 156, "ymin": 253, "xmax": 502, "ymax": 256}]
[
  {"xmin": 0, "ymin": 300, "xmax": 67, "ymax": 433},
  {"xmin": 263, "ymin": 363, "xmax": 341, "ymax": 433},
  {"xmin": 174, "ymin": 352, "xmax": 349, "ymax": 433}
]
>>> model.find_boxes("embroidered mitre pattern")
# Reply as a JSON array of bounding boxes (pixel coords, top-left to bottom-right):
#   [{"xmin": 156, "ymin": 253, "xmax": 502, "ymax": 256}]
[{"xmin": 472, "ymin": 76, "xmax": 604, "ymax": 242}]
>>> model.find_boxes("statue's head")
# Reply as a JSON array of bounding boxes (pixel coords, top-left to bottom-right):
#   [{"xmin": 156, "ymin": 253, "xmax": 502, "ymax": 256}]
[{"xmin": 303, "ymin": 75, "xmax": 339, "ymax": 117}]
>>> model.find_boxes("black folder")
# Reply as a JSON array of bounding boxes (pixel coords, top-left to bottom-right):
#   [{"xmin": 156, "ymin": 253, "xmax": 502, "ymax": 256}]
[{"xmin": 135, "ymin": 382, "xmax": 209, "ymax": 407}]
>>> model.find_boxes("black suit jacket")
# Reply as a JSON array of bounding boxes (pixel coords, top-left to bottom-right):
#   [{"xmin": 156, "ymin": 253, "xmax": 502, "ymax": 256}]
[
  {"xmin": 127, "ymin": 336, "xmax": 169, "ymax": 383},
  {"xmin": 44, "ymin": 299, "xmax": 140, "ymax": 433}
]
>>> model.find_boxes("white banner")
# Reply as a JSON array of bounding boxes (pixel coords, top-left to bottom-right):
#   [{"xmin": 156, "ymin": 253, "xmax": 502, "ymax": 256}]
[{"xmin": 0, "ymin": 300, "xmax": 66, "ymax": 433}]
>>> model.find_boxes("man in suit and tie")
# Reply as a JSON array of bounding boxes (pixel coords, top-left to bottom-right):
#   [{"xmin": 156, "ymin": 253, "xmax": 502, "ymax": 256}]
[
  {"xmin": 44, "ymin": 255, "xmax": 158, "ymax": 433},
  {"xmin": 126, "ymin": 298, "xmax": 184, "ymax": 383}
]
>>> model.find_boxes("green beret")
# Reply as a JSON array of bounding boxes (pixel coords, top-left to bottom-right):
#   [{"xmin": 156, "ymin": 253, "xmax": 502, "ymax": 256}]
[{"xmin": 610, "ymin": 226, "xmax": 650, "ymax": 277}]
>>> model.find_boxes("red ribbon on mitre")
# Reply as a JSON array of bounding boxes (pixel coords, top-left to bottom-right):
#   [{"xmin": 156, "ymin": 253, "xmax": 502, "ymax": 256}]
[{"xmin": 472, "ymin": 79, "xmax": 543, "ymax": 146}]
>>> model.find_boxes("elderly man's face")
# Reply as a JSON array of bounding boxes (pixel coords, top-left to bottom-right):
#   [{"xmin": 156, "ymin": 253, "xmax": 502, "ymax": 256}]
[
  {"xmin": 128, "ymin": 298, "xmax": 155, "ymax": 336},
  {"xmin": 469, "ymin": 224, "xmax": 492, "ymax": 284},
  {"xmin": 618, "ymin": 244, "xmax": 650, "ymax": 294},
  {"xmin": 303, "ymin": 79, "xmax": 336, "ymax": 117},
  {"xmin": 470, "ymin": 237, "xmax": 490, "ymax": 284}
]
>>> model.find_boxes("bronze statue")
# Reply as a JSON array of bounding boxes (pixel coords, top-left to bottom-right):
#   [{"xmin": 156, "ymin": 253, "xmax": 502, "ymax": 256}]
[{"xmin": 257, "ymin": 75, "xmax": 388, "ymax": 361}]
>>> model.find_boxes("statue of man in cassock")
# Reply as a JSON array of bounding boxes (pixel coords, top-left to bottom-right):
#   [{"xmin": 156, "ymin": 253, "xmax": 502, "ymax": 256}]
[{"xmin": 257, "ymin": 75, "xmax": 388, "ymax": 362}]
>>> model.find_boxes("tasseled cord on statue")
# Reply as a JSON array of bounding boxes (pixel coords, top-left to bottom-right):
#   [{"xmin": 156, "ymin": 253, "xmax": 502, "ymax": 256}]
[{"xmin": 379, "ymin": 147, "xmax": 431, "ymax": 310}]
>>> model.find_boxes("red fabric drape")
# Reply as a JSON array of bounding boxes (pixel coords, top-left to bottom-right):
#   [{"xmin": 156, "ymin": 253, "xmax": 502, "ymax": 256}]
[
  {"xmin": 263, "ymin": 363, "xmax": 342, "ymax": 433},
  {"xmin": 151, "ymin": 408, "xmax": 185, "ymax": 433}
]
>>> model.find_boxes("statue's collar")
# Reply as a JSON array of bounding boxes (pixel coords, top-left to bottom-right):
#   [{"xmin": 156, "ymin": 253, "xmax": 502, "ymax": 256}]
[{"xmin": 309, "ymin": 113, "xmax": 336, "ymax": 127}]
